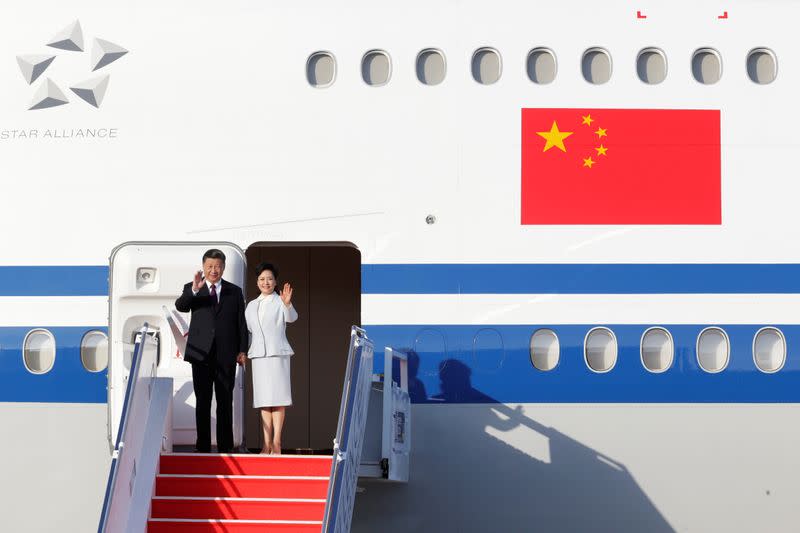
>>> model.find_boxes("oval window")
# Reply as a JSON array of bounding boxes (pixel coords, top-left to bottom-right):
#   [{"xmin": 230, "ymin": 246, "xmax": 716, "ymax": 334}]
[
  {"xmin": 81, "ymin": 330, "xmax": 109, "ymax": 372},
  {"xmin": 23, "ymin": 329, "xmax": 56, "ymax": 374},
  {"xmin": 753, "ymin": 327, "xmax": 786, "ymax": 373},
  {"xmin": 582, "ymin": 48, "xmax": 612, "ymax": 84},
  {"xmin": 362, "ymin": 50, "xmax": 391, "ymax": 86},
  {"xmin": 416, "ymin": 48, "xmax": 446, "ymax": 86},
  {"xmin": 692, "ymin": 48, "xmax": 722, "ymax": 84},
  {"xmin": 696, "ymin": 327, "xmax": 730, "ymax": 373},
  {"xmin": 472, "ymin": 328, "xmax": 505, "ymax": 372},
  {"xmin": 637, "ymin": 48, "xmax": 667, "ymax": 84},
  {"xmin": 414, "ymin": 328, "xmax": 448, "ymax": 377},
  {"xmin": 747, "ymin": 48, "xmax": 777, "ymax": 84},
  {"xmin": 584, "ymin": 327, "xmax": 617, "ymax": 373},
  {"xmin": 640, "ymin": 327, "xmax": 674, "ymax": 373},
  {"xmin": 527, "ymin": 48, "xmax": 557, "ymax": 84},
  {"xmin": 471, "ymin": 47, "xmax": 502, "ymax": 85},
  {"xmin": 530, "ymin": 329, "xmax": 560, "ymax": 371},
  {"xmin": 306, "ymin": 51, "xmax": 336, "ymax": 88}
]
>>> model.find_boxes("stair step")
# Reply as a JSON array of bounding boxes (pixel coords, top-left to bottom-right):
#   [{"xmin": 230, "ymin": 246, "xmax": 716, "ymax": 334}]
[
  {"xmin": 155, "ymin": 475, "xmax": 330, "ymax": 499},
  {"xmin": 147, "ymin": 518, "xmax": 322, "ymax": 533},
  {"xmin": 159, "ymin": 453, "xmax": 332, "ymax": 477},
  {"xmin": 150, "ymin": 497, "xmax": 326, "ymax": 521}
]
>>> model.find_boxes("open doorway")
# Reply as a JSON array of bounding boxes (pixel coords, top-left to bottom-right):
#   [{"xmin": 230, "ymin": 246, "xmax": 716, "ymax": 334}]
[{"xmin": 244, "ymin": 242, "xmax": 361, "ymax": 451}]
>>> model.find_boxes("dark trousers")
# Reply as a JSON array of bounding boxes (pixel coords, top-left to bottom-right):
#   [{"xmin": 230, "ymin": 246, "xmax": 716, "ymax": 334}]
[{"xmin": 191, "ymin": 346, "xmax": 236, "ymax": 453}]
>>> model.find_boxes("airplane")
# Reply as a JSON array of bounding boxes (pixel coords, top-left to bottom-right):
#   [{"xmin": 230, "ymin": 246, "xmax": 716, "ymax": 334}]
[{"xmin": 1, "ymin": 1, "xmax": 798, "ymax": 531}]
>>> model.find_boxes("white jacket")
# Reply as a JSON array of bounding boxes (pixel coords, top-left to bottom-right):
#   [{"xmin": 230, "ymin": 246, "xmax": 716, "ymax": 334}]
[{"xmin": 245, "ymin": 293, "xmax": 298, "ymax": 358}]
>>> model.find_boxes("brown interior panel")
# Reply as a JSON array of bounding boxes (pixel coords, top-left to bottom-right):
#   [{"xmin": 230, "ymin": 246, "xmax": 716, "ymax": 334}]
[
  {"xmin": 244, "ymin": 243, "xmax": 360, "ymax": 451},
  {"xmin": 309, "ymin": 246, "xmax": 361, "ymax": 449},
  {"xmin": 244, "ymin": 247, "xmax": 310, "ymax": 450}
]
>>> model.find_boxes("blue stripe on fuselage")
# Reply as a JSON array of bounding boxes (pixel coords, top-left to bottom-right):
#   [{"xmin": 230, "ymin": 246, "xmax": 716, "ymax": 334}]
[
  {"xmin": 0, "ymin": 266, "xmax": 108, "ymax": 296},
  {"xmin": 1, "ymin": 323, "xmax": 799, "ymax": 404},
  {"xmin": 362, "ymin": 264, "xmax": 800, "ymax": 294},
  {"xmin": 0, "ymin": 327, "xmax": 107, "ymax": 403},
  {"xmin": 366, "ymin": 324, "xmax": 800, "ymax": 404},
  {"xmin": 4, "ymin": 264, "xmax": 800, "ymax": 295}
]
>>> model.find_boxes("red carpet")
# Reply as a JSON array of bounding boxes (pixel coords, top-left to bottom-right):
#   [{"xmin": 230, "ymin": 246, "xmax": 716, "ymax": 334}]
[{"xmin": 147, "ymin": 453, "xmax": 332, "ymax": 533}]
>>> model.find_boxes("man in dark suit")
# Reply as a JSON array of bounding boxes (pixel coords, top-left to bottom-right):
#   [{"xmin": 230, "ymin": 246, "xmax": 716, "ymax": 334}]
[{"xmin": 175, "ymin": 249, "xmax": 248, "ymax": 453}]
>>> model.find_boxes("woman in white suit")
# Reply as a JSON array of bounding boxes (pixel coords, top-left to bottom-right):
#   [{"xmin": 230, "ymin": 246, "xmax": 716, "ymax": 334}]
[{"xmin": 243, "ymin": 262, "xmax": 298, "ymax": 454}]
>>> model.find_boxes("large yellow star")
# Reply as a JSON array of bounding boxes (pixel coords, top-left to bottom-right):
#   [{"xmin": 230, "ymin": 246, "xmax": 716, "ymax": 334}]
[
  {"xmin": 583, "ymin": 156, "xmax": 595, "ymax": 168},
  {"xmin": 537, "ymin": 121, "xmax": 573, "ymax": 152},
  {"xmin": 595, "ymin": 145, "xmax": 608, "ymax": 156}
]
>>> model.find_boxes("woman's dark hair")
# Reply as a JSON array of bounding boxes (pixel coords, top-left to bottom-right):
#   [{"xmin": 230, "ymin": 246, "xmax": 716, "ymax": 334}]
[{"xmin": 255, "ymin": 262, "xmax": 279, "ymax": 280}]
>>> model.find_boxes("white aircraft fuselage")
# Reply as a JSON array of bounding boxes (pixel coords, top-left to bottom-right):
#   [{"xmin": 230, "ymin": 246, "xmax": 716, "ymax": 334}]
[{"xmin": 1, "ymin": 1, "xmax": 798, "ymax": 531}]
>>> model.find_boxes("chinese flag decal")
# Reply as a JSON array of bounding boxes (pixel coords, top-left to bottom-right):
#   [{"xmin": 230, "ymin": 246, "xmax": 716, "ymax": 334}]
[{"xmin": 521, "ymin": 108, "xmax": 721, "ymax": 224}]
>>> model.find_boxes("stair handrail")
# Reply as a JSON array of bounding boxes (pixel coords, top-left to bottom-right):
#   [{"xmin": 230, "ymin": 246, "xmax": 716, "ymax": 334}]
[
  {"xmin": 97, "ymin": 324, "xmax": 152, "ymax": 533},
  {"xmin": 322, "ymin": 326, "xmax": 375, "ymax": 533}
]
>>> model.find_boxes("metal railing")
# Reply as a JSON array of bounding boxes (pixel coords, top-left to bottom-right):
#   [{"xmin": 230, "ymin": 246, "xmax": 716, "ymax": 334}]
[
  {"xmin": 97, "ymin": 325, "xmax": 157, "ymax": 533},
  {"xmin": 321, "ymin": 326, "xmax": 375, "ymax": 533}
]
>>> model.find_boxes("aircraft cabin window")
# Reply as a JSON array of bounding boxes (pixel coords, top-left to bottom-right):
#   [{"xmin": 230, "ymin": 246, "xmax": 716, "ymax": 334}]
[
  {"xmin": 527, "ymin": 48, "xmax": 557, "ymax": 84},
  {"xmin": 530, "ymin": 329, "xmax": 560, "ymax": 371},
  {"xmin": 582, "ymin": 48, "xmax": 612, "ymax": 84},
  {"xmin": 362, "ymin": 50, "xmax": 392, "ymax": 87},
  {"xmin": 696, "ymin": 327, "xmax": 730, "ymax": 373},
  {"xmin": 416, "ymin": 48, "xmax": 446, "ymax": 86},
  {"xmin": 747, "ymin": 48, "xmax": 777, "ymax": 84},
  {"xmin": 307, "ymin": 51, "xmax": 336, "ymax": 88},
  {"xmin": 81, "ymin": 330, "xmax": 109, "ymax": 373},
  {"xmin": 471, "ymin": 47, "xmax": 502, "ymax": 85},
  {"xmin": 753, "ymin": 327, "xmax": 786, "ymax": 373},
  {"xmin": 641, "ymin": 327, "xmax": 674, "ymax": 373},
  {"xmin": 692, "ymin": 48, "xmax": 722, "ymax": 84},
  {"xmin": 584, "ymin": 327, "xmax": 618, "ymax": 373},
  {"xmin": 23, "ymin": 329, "xmax": 56, "ymax": 375},
  {"xmin": 637, "ymin": 48, "xmax": 667, "ymax": 84}
]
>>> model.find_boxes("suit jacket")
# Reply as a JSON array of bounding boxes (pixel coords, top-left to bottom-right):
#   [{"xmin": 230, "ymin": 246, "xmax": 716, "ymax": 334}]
[
  {"xmin": 175, "ymin": 279, "xmax": 248, "ymax": 366},
  {"xmin": 245, "ymin": 293, "xmax": 298, "ymax": 358}
]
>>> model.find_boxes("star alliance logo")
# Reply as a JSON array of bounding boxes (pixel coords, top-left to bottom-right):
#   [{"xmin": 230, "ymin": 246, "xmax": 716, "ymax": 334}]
[{"xmin": 16, "ymin": 20, "xmax": 128, "ymax": 110}]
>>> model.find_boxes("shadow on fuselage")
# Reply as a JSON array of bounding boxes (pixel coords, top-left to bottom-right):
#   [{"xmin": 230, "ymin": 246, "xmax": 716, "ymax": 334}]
[{"xmin": 353, "ymin": 358, "xmax": 675, "ymax": 533}]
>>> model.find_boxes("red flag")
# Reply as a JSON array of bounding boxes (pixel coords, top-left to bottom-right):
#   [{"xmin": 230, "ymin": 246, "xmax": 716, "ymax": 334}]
[{"xmin": 521, "ymin": 108, "xmax": 721, "ymax": 224}]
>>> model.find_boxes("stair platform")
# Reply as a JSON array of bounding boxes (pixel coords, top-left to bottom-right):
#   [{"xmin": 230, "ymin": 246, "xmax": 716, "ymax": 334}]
[{"xmin": 159, "ymin": 453, "xmax": 332, "ymax": 476}]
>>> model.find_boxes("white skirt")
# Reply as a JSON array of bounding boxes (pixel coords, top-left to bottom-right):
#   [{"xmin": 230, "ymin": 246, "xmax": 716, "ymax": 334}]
[{"xmin": 251, "ymin": 355, "xmax": 292, "ymax": 408}]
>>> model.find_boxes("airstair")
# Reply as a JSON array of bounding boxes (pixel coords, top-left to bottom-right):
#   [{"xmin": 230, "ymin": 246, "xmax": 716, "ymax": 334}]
[{"xmin": 97, "ymin": 326, "xmax": 410, "ymax": 533}]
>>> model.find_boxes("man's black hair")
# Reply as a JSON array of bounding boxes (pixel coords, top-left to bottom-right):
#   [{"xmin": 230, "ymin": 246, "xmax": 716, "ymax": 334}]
[{"xmin": 202, "ymin": 249, "xmax": 226, "ymax": 264}]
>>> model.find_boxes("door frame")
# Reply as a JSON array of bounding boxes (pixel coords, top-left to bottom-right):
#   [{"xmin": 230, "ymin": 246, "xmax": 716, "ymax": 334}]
[{"xmin": 107, "ymin": 241, "xmax": 247, "ymax": 449}]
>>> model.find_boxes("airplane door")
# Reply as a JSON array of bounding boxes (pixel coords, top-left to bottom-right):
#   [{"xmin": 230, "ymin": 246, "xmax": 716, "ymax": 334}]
[
  {"xmin": 244, "ymin": 243, "xmax": 361, "ymax": 451},
  {"xmin": 108, "ymin": 242, "xmax": 247, "ymax": 449}
]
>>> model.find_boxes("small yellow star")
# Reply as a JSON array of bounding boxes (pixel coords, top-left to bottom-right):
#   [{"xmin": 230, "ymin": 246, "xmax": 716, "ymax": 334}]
[
  {"xmin": 583, "ymin": 156, "xmax": 595, "ymax": 168},
  {"xmin": 595, "ymin": 127, "xmax": 607, "ymax": 138},
  {"xmin": 595, "ymin": 145, "xmax": 608, "ymax": 156},
  {"xmin": 582, "ymin": 114, "xmax": 594, "ymax": 126},
  {"xmin": 536, "ymin": 121, "xmax": 574, "ymax": 153}
]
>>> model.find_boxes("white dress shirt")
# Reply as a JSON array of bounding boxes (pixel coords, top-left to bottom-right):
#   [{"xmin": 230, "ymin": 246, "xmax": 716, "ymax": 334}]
[{"xmin": 192, "ymin": 279, "xmax": 221, "ymax": 302}]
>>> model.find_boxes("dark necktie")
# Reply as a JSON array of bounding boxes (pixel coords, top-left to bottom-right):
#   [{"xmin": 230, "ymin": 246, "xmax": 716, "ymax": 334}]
[{"xmin": 210, "ymin": 283, "xmax": 217, "ymax": 306}]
